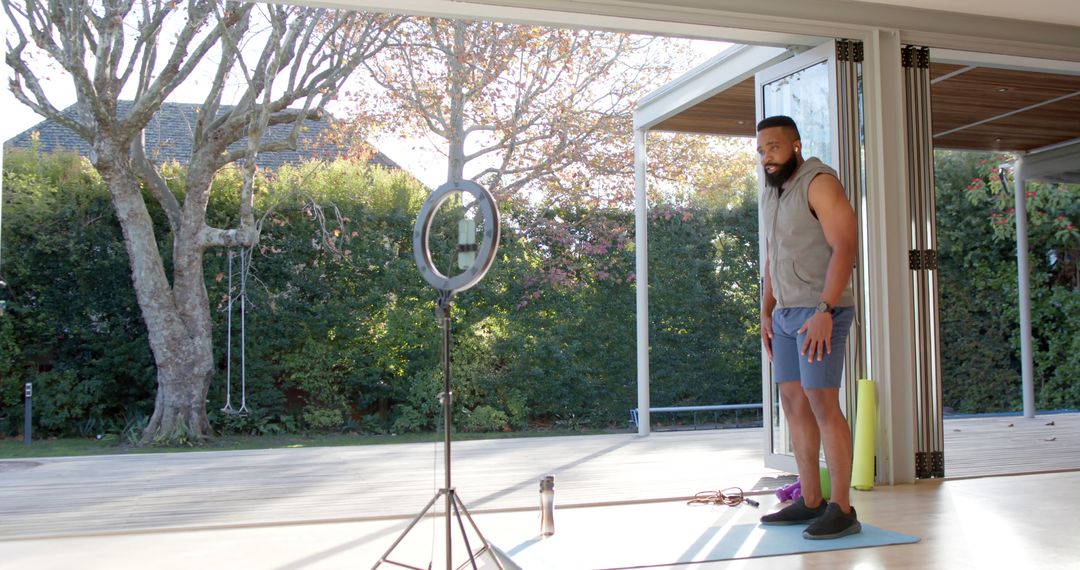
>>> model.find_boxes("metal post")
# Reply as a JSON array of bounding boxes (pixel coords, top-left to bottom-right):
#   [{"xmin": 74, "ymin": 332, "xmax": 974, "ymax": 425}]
[
  {"xmin": 633, "ymin": 128, "xmax": 650, "ymax": 436},
  {"xmin": 439, "ymin": 293, "xmax": 454, "ymax": 570},
  {"xmin": 24, "ymin": 382, "xmax": 32, "ymax": 445},
  {"xmin": 1013, "ymin": 158, "xmax": 1036, "ymax": 418},
  {"xmin": 863, "ymin": 29, "xmax": 917, "ymax": 484}
]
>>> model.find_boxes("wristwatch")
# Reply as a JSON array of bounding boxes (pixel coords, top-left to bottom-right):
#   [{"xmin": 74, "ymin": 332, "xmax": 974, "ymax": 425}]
[{"xmin": 815, "ymin": 301, "xmax": 836, "ymax": 315}]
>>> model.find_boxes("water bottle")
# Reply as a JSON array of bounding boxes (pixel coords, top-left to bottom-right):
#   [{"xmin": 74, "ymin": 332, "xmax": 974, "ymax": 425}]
[{"xmin": 539, "ymin": 475, "xmax": 555, "ymax": 537}]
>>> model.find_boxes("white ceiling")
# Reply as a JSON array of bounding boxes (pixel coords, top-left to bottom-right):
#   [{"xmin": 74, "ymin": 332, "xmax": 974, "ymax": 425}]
[
  {"xmin": 327, "ymin": 1, "xmax": 1080, "ymax": 61},
  {"xmin": 852, "ymin": 0, "xmax": 1080, "ymax": 28}
]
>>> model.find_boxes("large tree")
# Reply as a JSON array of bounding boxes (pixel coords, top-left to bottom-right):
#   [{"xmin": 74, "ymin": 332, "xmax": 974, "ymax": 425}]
[
  {"xmin": 3, "ymin": 0, "xmax": 396, "ymax": 443},
  {"xmin": 358, "ymin": 19, "xmax": 705, "ymax": 202},
  {"xmin": 356, "ymin": 18, "xmax": 728, "ymax": 296}
]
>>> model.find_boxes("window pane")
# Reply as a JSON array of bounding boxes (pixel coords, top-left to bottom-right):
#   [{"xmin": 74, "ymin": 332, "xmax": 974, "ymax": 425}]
[{"xmin": 761, "ymin": 60, "xmax": 833, "ymax": 168}]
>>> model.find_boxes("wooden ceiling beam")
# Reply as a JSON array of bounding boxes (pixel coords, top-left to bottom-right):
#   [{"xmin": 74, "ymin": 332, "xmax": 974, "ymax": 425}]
[
  {"xmin": 932, "ymin": 96, "xmax": 1080, "ymax": 151},
  {"xmin": 930, "ymin": 65, "xmax": 976, "ymax": 84},
  {"xmin": 646, "ymin": 62, "xmax": 1080, "ymax": 152},
  {"xmin": 934, "ymin": 91, "xmax": 1080, "ymax": 140}
]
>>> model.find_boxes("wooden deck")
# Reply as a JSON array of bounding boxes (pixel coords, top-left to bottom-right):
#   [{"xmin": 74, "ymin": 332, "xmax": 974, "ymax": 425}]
[
  {"xmin": 944, "ymin": 411, "xmax": 1080, "ymax": 478},
  {"xmin": 0, "ymin": 413, "xmax": 1078, "ymax": 568},
  {"xmin": 0, "ymin": 412, "xmax": 1076, "ymax": 543},
  {"xmin": 0, "ymin": 429, "xmax": 781, "ymax": 540}
]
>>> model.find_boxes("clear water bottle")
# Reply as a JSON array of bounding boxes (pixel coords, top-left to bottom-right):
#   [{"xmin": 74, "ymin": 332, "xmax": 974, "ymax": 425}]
[{"xmin": 539, "ymin": 475, "xmax": 555, "ymax": 537}]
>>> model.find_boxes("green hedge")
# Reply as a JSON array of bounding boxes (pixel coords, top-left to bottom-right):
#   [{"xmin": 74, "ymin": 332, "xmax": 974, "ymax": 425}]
[
  {"xmin": 1, "ymin": 150, "xmax": 763, "ymax": 436},
  {"xmin": 3, "ymin": 148, "xmax": 1074, "ymax": 438},
  {"xmin": 935, "ymin": 151, "xmax": 1080, "ymax": 412}
]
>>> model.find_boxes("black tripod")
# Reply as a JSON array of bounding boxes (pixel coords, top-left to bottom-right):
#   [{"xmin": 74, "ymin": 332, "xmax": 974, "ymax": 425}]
[{"xmin": 372, "ymin": 292, "xmax": 505, "ymax": 570}]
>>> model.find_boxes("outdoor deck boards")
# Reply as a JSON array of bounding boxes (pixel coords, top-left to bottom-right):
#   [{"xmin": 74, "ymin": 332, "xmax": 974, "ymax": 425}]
[
  {"xmin": 0, "ymin": 413, "xmax": 1076, "ymax": 541},
  {"xmin": 944, "ymin": 412, "xmax": 1080, "ymax": 477}
]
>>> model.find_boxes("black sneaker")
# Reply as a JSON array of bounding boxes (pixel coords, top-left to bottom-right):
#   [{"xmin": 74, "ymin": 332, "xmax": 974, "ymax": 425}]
[
  {"xmin": 802, "ymin": 503, "xmax": 862, "ymax": 539},
  {"xmin": 760, "ymin": 496, "xmax": 827, "ymax": 526}
]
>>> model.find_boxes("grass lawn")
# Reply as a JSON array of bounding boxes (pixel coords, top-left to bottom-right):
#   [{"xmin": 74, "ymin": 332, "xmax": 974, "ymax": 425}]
[{"xmin": 0, "ymin": 428, "xmax": 608, "ymax": 459}]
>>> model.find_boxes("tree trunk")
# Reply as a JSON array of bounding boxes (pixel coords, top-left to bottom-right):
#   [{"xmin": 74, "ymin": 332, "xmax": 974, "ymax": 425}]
[
  {"xmin": 144, "ymin": 233, "xmax": 216, "ymax": 445},
  {"xmin": 93, "ymin": 140, "xmax": 215, "ymax": 444},
  {"xmin": 447, "ymin": 19, "xmax": 467, "ymax": 185}
]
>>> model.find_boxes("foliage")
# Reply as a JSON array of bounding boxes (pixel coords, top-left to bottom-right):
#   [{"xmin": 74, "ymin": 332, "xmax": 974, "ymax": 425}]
[
  {"xmin": 1, "ymin": 149, "xmax": 157, "ymax": 436},
  {"xmin": 648, "ymin": 195, "xmax": 761, "ymax": 408},
  {"xmin": 356, "ymin": 18, "xmax": 704, "ymax": 202},
  {"xmin": 2, "ymin": 12, "xmax": 769, "ymax": 443},
  {"xmin": 935, "ymin": 150, "xmax": 1080, "ymax": 412},
  {"xmin": 12, "ymin": 144, "xmax": 1078, "ymax": 438},
  {"xmin": 460, "ymin": 405, "xmax": 510, "ymax": 433},
  {"xmin": 3, "ymin": 0, "xmax": 399, "ymax": 444},
  {"xmin": 2, "ymin": 148, "xmax": 767, "ymax": 435},
  {"xmin": 351, "ymin": 18, "xmax": 732, "ymax": 296}
]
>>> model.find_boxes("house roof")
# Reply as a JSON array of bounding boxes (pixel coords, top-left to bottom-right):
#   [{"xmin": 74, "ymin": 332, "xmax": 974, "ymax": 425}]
[{"xmin": 3, "ymin": 101, "xmax": 402, "ymax": 172}]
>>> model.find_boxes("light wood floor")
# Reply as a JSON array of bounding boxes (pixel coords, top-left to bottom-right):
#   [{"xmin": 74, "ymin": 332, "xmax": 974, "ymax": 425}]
[
  {"xmin": 0, "ymin": 413, "xmax": 1077, "ymax": 568},
  {"xmin": 3, "ymin": 471, "xmax": 1078, "ymax": 569}
]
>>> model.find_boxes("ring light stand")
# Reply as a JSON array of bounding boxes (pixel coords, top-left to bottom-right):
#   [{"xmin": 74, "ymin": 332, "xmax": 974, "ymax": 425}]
[{"xmin": 373, "ymin": 180, "xmax": 504, "ymax": 570}]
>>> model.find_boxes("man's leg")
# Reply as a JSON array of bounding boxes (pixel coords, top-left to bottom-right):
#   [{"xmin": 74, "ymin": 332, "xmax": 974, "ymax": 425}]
[
  {"xmin": 767, "ymin": 307, "xmax": 859, "ymax": 538},
  {"xmin": 778, "ymin": 381, "xmax": 824, "ymax": 507},
  {"xmin": 760, "ymin": 309, "xmax": 829, "ymax": 525},
  {"xmin": 806, "ymin": 387, "xmax": 853, "ymax": 512}
]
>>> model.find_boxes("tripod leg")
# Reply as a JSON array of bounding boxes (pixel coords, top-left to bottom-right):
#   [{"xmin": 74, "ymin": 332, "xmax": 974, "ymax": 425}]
[
  {"xmin": 450, "ymin": 491, "xmax": 506, "ymax": 570},
  {"xmin": 449, "ymin": 495, "xmax": 479, "ymax": 570},
  {"xmin": 375, "ymin": 293, "xmax": 507, "ymax": 570},
  {"xmin": 372, "ymin": 490, "xmax": 446, "ymax": 570}
]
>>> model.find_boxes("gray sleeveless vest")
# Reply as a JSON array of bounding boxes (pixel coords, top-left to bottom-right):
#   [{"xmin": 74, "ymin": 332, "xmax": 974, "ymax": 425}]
[{"xmin": 760, "ymin": 157, "xmax": 855, "ymax": 309}]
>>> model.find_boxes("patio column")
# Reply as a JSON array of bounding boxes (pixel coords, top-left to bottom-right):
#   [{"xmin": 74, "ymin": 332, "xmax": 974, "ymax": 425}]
[
  {"xmin": 1013, "ymin": 157, "xmax": 1036, "ymax": 418},
  {"xmin": 903, "ymin": 45, "xmax": 945, "ymax": 480},
  {"xmin": 634, "ymin": 128, "xmax": 651, "ymax": 435},
  {"xmin": 862, "ymin": 29, "xmax": 917, "ymax": 484}
]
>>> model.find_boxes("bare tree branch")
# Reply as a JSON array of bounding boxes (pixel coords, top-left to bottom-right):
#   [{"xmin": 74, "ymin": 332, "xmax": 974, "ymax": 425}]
[
  {"xmin": 130, "ymin": 133, "xmax": 182, "ymax": 233},
  {"xmin": 355, "ymin": 20, "xmax": 675, "ymax": 200},
  {"xmin": 123, "ymin": 1, "xmax": 251, "ymax": 135},
  {"xmin": 2, "ymin": 0, "xmax": 398, "ymax": 444},
  {"xmin": 119, "ymin": 0, "xmax": 168, "ymax": 89}
]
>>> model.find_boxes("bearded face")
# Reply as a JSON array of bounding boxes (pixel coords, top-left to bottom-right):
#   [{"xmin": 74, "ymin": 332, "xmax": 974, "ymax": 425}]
[
  {"xmin": 756, "ymin": 125, "xmax": 802, "ymax": 188},
  {"xmin": 764, "ymin": 150, "xmax": 800, "ymax": 188}
]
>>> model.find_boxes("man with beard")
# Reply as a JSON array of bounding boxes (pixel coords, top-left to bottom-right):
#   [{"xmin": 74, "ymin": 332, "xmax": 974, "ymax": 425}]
[{"xmin": 755, "ymin": 115, "xmax": 861, "ymax": 539}]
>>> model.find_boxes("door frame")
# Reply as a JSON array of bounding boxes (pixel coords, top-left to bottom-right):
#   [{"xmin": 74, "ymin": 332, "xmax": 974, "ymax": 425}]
[{"xmin": 754, "ymin": 40, "xmax": 853, "ymax": 473}]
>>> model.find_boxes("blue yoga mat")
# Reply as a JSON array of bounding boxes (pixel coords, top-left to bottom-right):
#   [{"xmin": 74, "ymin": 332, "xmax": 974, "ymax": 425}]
[
  {"xmin": 493, "ymin": 503, "xmax": 919, "ymax": 569},
  {"xmin": 675, "ymin": 522, "xmax": 919, "ymax": 562}
]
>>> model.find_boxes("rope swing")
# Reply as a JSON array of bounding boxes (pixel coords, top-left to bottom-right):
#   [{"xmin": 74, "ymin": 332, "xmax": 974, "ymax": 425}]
[{"xmin": 221, "ymin": 248, "xmax": 250, "ymax": 416}]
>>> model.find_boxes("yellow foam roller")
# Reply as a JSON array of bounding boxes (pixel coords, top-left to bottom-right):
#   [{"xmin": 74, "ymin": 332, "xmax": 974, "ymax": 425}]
[{"xmin": 851, "ymin": 378, "xmax": 876, "ymax": 491}]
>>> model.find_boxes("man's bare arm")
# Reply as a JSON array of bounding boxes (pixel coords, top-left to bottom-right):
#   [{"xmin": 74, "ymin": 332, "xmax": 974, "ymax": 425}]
[
  {"xmin": 761, "ymin": 240, "xmax": 775, "ymax": 361},
  {"xmin": 762, "ymin": 244, "xmax": 776, "ymax": 314},
  {"xmin": 808, "ymin": 174, "xmax": 857, "ymax": 307},
  {"xmin": 797, "ymin": 174, "xmax": 857, "ymax": 361}
]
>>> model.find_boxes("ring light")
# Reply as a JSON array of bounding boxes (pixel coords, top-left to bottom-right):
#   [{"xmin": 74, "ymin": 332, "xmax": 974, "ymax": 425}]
[{"xmin": 413, "ymin": 180, "xmax": 500, "ymax": 294}]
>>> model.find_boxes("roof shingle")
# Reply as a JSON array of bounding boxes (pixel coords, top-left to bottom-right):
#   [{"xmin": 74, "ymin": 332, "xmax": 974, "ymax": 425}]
[{"xmin": 3, "ymin": 101, "xmax": 402, "ymax": 172}]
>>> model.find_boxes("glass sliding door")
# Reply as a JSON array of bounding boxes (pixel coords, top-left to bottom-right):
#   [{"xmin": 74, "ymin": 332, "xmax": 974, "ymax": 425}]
[{"xmin": 755, "ymin": 40, "xmax": 866, "ymax": 473}]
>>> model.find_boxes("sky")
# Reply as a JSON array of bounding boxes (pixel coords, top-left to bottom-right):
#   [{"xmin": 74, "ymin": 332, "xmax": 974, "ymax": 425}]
[{"xmin": 1, "ymin": 13, "xmax": 728, "ymax": 189}]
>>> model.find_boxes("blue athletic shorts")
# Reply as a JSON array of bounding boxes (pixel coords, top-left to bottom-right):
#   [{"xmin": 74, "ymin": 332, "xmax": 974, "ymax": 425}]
[{"xmin": 771, "ymin": 306, "xmax": 855, "ymax": 389}]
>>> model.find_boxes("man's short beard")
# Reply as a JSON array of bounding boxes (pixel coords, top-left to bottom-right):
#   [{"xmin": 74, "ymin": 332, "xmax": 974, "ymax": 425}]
[{"xmin": 764, "ymin": 152, "xmax": 800, "ymax": 187}]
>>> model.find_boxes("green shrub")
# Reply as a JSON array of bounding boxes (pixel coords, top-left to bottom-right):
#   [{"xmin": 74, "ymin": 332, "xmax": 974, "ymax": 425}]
[
  {"xmin": 936, "ymin": 150, "xmax": 1080, "ymax": 412},
  {"xmin": 302, "ymin": 409, "xmax": 345, "ymax": 432},
  {"xmin": 460, "ymin": 405, "xmax": 510, "ymax": 432},
  {"xmin": 390, "ymin": 406, "xmax": 430, "ymax": 434}
]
